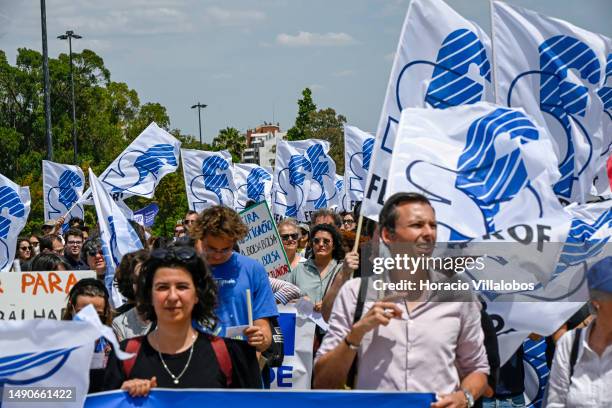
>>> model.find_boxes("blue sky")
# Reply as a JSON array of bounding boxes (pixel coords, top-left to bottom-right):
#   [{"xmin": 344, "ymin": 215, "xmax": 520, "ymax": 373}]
[{"xmin": 1, "ymin": 0, "xmax": 610, "ymax": 143}]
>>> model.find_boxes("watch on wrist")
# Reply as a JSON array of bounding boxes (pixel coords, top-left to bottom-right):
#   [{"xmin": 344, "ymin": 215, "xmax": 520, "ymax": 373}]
[
  {"xmin": 461, "ymin": 389, "xmax": 474, "ymax": 408},
  {"xmin": 344, "ymin": 336, "xmax": 360, "ymax": 351}
]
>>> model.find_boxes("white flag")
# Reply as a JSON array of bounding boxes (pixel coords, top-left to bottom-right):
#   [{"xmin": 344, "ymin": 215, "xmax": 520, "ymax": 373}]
[
  {"xmin": 181, "ymin": 149, "xmax": 236, "ymax": 211},
  {"xmin": 271, "ymin": 139, "xmax": 335, "ymax": 222},
  {"xmin": 492, "ymin": 1, "xmax": 611, "ymax": 202},
  {"xmin": 234, "ymin": 163, "xmax": 273, "ymax": 211},
  {"xmin": 362, "ymin": 0, "xmax": 493, "ymax": 220},
  {"xmin": 343, "ymin": 126, "xmax": 375, "ymax": 211},
  {"xmin": 80, "ymin": 122, "xmax": 181, "ymax": 204},
  {"xmin": 387, "ymin": 102, "xmax": 564, "ymax": 241},
  {"xmin": 0, "ymin": 174, "xmax": 30, "ymax": 272},
  {"xmin": 89, "ymin": 169, "xmax": 143, "ymax": 306},
  {"xmin": 42, "ymin": 160, "xmax": 85, "ymax": 224},
  {"xmin": 0, "ymin": 305, "xmax": 132, "ymax": 408},
  {"xmin": 330, "ymin": 174, "xmax": 347, "ymax": 212}
]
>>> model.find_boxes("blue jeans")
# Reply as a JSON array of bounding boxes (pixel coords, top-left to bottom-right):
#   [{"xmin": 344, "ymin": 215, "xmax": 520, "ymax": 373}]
[{"xmin": 482, "ymin": 395, "xmax": 526, "ymax": 408}]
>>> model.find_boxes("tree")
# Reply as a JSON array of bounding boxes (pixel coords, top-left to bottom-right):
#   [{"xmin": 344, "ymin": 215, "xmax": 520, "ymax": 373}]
[
  {"xmin": 287, "ymin": 88, "xmax": 317, "ymax": 141},
  {"xmin": 305, "ymin": 108, "xmax": 347, "ymax": 173},
  {"xmin": 212, "ymin": 127, "xmax": 246, "ymax": 163}
]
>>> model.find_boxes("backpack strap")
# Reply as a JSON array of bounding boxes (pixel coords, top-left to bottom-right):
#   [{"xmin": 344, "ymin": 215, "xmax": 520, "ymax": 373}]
[
  {"xmin": 122, "ymin": 337, "xmax": 143, "ymax": 379},
  {"xmin": 569, "ymin": 328, "xmax": 582, "ymax": 384},
  {"xmin": 210, "ymin": 335, "xmax": 233, "ymax": 387}
]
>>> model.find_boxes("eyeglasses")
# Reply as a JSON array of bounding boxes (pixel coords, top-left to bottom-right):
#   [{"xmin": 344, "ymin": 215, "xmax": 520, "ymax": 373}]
[
  {"xmin": 174, "ymin": 229, "xmax": 185, "ymax": 234},
  {"xmin": 19, "ymin": 246, "xmax": 32, "ymax": 251},
  {"xmin": 86, "ymin": 248, "xmax": 104, "ymax": 257},
  {"xmin": 203, "ymin": 245, "xmax": 233, "ymax": 255},
  {"xmin": 30, "ymin": 241, "xmax": 39, "ymax": 247},
  {"xmin": 184, "ymin": 219, "xmax": 196, "ymax": 225},
  {"xmin": 151, "ymin": 246, "xmax": 197, "ymax": 262},
  {"xmin": 67, "ymin": 240, "xmax": 83, "ymax": 246},
  {"xmin": 281, "ymin": 233, "xmax": 299, "ymax": 241},
  {"xmin": 312, "ymin": 237, "xmax": 332, "ymax": 247},
  {"xmin": 343, "ymin": 219, "xmax": 355, "ymax": 225}
]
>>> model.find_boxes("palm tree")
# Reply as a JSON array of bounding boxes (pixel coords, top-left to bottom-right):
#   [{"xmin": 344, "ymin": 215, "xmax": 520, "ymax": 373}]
[{"xmin": 212, "ymin": 127, "xmax": 246, "ymax": 162}]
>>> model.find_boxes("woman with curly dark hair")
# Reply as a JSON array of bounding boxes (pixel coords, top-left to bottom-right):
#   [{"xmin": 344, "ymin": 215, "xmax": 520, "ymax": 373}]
[
  {"xmin": 104, "ymin": 245, "xmax": 262, "ymax": 397},
  {"xmin": 281, "ymin": 223, "xmax": 345, "ymax": 312}
]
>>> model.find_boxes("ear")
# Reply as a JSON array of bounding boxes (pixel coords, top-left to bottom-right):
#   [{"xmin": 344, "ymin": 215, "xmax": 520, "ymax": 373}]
[{"xmin": 381, "ymin": 227, "xmax": 394, "ymax": 245}]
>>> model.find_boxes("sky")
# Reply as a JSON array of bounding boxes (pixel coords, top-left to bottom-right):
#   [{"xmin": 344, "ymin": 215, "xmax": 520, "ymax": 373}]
[{"xmin": 0, "ymin": 0, "xmax": 610, "ymax": 144}]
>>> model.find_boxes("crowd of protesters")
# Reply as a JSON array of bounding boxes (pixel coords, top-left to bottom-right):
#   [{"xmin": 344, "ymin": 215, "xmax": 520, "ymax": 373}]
[{"xmin": 6, "ymin": 199, "xmax": 611, "ymax": 407}]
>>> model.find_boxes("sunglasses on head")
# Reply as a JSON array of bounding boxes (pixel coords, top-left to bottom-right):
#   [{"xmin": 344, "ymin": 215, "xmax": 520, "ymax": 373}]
[
  {"xmin": 312, "ymin": 237, "xmax": 332, "ymax": 246},
  {"xmin": 151, "ymin": 246, "xmax": 197, "ymax": 262},
  {"xmin": 281, "ymin": 233, "xmax": 299, "ymax": 241}
]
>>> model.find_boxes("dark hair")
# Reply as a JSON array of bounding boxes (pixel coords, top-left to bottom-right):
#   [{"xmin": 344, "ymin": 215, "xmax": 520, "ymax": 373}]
[
  {"xmin": 311, "ymin": 209, "xmax": 342, "ymax": 229},
  {"xmin": 147, "ymin": 236, "xmax": 171, "ymax": 250},
  {"xmin": 310, "ymin": 223, "xmax": 345, "ymax": 261},
  {"xmin": 379, "ymin": 192, "xmax": 433, "ymax": 235},
  {"xmin": 30, "ymin": 253, "xmax": 71, "ymax": 271},
  {"xmin": 137, "ymin": 246, "xmax": 217, "ymax": 327},
  {"xmin": 63, "ymin": 228, "xmax": 83, "ymax": 242},
  {"xmin": 69, "ymin": 217, "xmax": 86, "ymax": 230},
  {"xmin": 81, "ymin": 238, "xmax": 103, "ymax": 263},
  {"xmin": 16, "ymin": 236, "xmax": 30, "ymax": 250},
  {"xmin": 40, "ymin": 234, "xmax": 62, "ymax": 252},
  {"xmin": 62, "ymin": 278, "xmax": 111, "ymax": 324},
  {"xmin": 115, "ymin": 249, "xmax": 150, "ymax": 301}
]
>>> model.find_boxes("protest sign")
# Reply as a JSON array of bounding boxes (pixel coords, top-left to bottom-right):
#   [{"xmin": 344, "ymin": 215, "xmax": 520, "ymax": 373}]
[
  {"xmin": 268, "ymin": 305, "xmax": 316, "ymax": 389},
  {"xmin": 133, "ymin": 203, "xmax": 160, "ymax": 228},
  {"xmin": 0, "ymin": 270, "xmax": 96, "ymax": 320},
  {"xmin": 239, "ymin": 201, "xmax": 290, "ymax": 279}
]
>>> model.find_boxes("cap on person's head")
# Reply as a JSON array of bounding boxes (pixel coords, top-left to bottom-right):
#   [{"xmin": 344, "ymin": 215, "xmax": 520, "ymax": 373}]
[
  {"xmin": 42, "ymin": 220, "xmax": 55, "ymax": 231},
  {"xmin": 587, "ymin": 257, "xmax": 612, "ymax": 294},
  {"xmin": 298, "ymin": 223, "xmax": 310, "ymax": 233}
]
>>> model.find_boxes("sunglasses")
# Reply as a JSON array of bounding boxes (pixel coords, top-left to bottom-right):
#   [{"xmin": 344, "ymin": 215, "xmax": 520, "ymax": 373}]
[
  {"xmin": 312, "ymin": 237, "xmax": 332, "ymax": 246},
  {"xmin": 151, "ymin": 246, "xmax": 198, "ymax": 262},
  {"xmin": 20, "ymin": 246, "xmax": 32, "ymax": 251},
  {"xmin": 86, "ymin": 248, "xmax": 104, "ymax": 257},
  {"xmin": 30, "ymin": 242, "xmax": 40, "ymax": 247},
  {"xmin": 343, "ymin": 219, "xmax": 355, "ymax": 224},
  {"xmin": 184, "ymin": 220, "xmax": 196, "ymax": 225},
  {"xmin": 281, "ymin": 233, "xmax": 299, "ymax": 241}
]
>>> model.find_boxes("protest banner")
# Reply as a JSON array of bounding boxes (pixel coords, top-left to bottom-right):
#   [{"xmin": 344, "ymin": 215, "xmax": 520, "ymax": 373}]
[
  {"xmin": 238, "ymin": 201, "xmax": 290, "ymax": 279},
  {"xmin": 0, "ymin": 270, "xmax": 96, "ymax": 320},
  {"xmin": 42, "ymin": 160, "xmax": 85, "ymax": 229},
  {"xmin": 0, "ymin": 173, "xmax": 31, "ymax": 273},
  {"xmin": 133, "ymin": 203, "xmax": 160, "ymax": 228},
  {"xmin": 85, "ymin": 389, "xmax": 436, "ymax": 408},
  {"xmin": 268, "ymin": 305, "xmax": 316, "ymax": 390}
]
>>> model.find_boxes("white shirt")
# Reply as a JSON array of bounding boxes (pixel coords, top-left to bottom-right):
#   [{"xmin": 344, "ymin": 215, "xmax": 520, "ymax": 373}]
[{"xmin": 545, "ymin": 321, "xmax": 612, "ymax": 407}]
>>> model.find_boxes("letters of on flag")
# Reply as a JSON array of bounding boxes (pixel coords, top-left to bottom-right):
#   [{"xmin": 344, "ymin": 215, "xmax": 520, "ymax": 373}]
[
  {"xmin": 271, "ymin": 139, "xmax": 336, "ymax": 222},
  {"xmin": 343, "ymin": 126, "xmax": 374, "ymax": 212},
  {"xmin": 89, "ymin": 169, "xmax": 143, "ymax": 307},
  {"xmin": 181, "ymin": 149, "xmax": 236, "ymax": 212},
  {"xmin": 387, "ymin": 103, "xmax": 563, "ymax": 241},
  {"xmin": 0, "ymin": 173, "xmax": 30, "ymax": 272},
  {"xmin": 42, "ymin": 160, "xmax": 85, "ymax": 225},
  {"xmin": 80, "ymin": 122, "xmax": 181, "ymax": 204},
  {"xmin": 492, "ymin": 1, "xmax": 611, "ymax": 202},
  {"xmin": 234, "ymin": 163, "xmax": 273, "ymax": 211},
  {"xmin": 362, "ymin": 0, "xmax": 493, "ymax": 221},
  {"xmin": 0, "ymin": 305, "xmax": 132, "ymax": 408}
]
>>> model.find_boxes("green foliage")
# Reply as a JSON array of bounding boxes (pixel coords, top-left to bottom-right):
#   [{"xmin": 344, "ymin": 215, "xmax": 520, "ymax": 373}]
[
  {"xmin": 287, "ymin": 88, "xmax": 317, "ymax": 141},
  {"xmin": 212, "ymin": 126, "xmax": 246, "ymax": 163}
]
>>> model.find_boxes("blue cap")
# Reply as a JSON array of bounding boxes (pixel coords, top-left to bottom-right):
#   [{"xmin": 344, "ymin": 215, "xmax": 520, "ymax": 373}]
[{"xmin": 587, "ymin": 257, "xmax": 612, "ymax": 293}]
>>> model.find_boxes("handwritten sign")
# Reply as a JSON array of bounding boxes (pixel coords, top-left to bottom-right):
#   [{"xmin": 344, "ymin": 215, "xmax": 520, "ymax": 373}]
[
  {"xmin": 239, "ymin": 201, "xmax": 290, "ymax": 278},
  {"xmin": 0, "ymin": 270, "xmax": 96, "ymax": 320}
]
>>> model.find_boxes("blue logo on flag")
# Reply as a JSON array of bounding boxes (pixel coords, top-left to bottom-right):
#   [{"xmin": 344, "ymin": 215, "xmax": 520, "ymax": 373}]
[
  {"xmin": 246, "ymin": 168, "xmax": 271, "ymax": 202},
  {"xmin": 103, "ymin": 143, "xmax": 177, "ymax": 195},
  {"xmin": 47, "ymin": 170, "xmax": 84, "ymax": 219},
  {"xmin": 0, "ymin": 186, "xmax": 26, "ymax": 270},
  {"xmin": 275, "ymin": 154, "xmax": 312, "ymax": 217},
  {"xmin": 0, "ymin": 347, "xmax": 79, "ymax": 385},
  {"xmin": 348, "ymin": 137, "xmax": 375, "ymax": 194},
  {"xmin": 305, "ymin": 144, "xmax": 336, "ymax": 209},
  {"xmin": 189, "ymin": 155, "xmax": 234, "ymax": 209}
]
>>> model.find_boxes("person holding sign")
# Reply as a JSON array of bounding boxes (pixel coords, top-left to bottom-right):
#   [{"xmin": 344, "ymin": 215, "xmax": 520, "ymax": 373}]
[
  {"xmin": 104, "ymin": 246, "xmax": 262, "ymax": 396},
  {"xmin": 191, "ymin": 206, "xmax": 278, "ymax": 352}
]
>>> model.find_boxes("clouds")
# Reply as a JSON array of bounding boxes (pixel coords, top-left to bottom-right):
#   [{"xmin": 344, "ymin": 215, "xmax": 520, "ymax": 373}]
[
  {"xmin": 203, "ymin": 6, "xmax": 266, "ymax": 26},
  {"xmin": 276, "ymin": 31, "xmax": 355, "ymax": 47}
]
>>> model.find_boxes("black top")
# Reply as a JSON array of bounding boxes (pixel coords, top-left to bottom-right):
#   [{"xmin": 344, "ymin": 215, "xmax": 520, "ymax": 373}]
[
  {"xmin": 64, "ymin": 252, "xmax": 89, "ymax": 270},
  {"xmin": 104, "ymin": 333, "xmax": 262, "ymax": 390}
]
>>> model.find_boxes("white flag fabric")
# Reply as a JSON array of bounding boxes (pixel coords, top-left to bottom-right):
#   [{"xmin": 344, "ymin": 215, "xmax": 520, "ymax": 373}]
[
  {"xmin": 80, "ymin": 122, "xmax": 181, "ymax": 204},
  {"xmin": 331, "ymin": 174, "xmax": 347, "ymax": 212},
  {"xmin": 89, "ymin": 169, "xmax": 143, "ymax": 307},
  {"xmin": 42, "ymin": 160, "xmax": 85, "ymax": 224},
  {"xmin": 181, "ymin": 149, "xmax": 236, "ymax": 212},
  {"xmin": 492, "ymin": 1, "xmax": 611, "ymax": 202},
  {"xmin": 362, "ymin": 0, "xmax": 493, "ymax": 221},
  {"xmin": 272, "ymin": 139, "xmax": 336, "ymax": 222},
  {"xmin": 343, "ymin": 126, "xmax": 374, "ymax": 212},
  {"xmin": 0, "ymin": 305, "xmax": 132, "ymax": 408},
  {"xmin": 0, "ymin": 174, "xmax": 30, "ymax": 272},
  {"xmin": 234, "ymin": 163, "xmax": 273, "ymax": 211},
  {"xmin": 387, "ymin": 103, "xmax": 564, "ymax": 241}
]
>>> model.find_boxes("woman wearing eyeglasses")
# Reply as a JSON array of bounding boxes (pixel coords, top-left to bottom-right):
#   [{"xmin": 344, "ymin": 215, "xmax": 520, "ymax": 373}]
[
  {"xmin": 104, "ymin": 246, "xmax": 262, "ymax": 397},
  {"xmin": 281, "ymin": 223, "xmax": 345, "ymax": 312},
  {"xmin": 278, "ymin": 219, "xmax": 306, "ymax": 271},
  {"xmin": 82, "ymin": 238, "xmax": 107, "ymax": 280},
  {"xmin": 16, "ymin": 237, "xmax": 33, "ymax": 267}
]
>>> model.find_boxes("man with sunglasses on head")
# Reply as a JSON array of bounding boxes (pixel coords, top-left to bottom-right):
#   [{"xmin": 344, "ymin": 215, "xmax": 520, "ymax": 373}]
[
  {"xmin": 82, "ymin": 238, "xmax": 108, "ymax": 281},
  {"xmin": 183, "ymin": 210, "xmax": 199, "ymax": 234},
  {"xmin": 191, "ymin": 206, "xmax": 278, "ymax": 353},
  {"xmin": 63, "ymin": 228, "xmax": 88, "ymax": 270}
]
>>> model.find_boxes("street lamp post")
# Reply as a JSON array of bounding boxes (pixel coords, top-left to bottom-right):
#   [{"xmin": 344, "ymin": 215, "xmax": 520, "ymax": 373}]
[
  {"xmin": 191, "ymin": 102, "xmax": 207, "ymax": 147},
  {"xmin": 58, "ymin": 30, "xmax": 82, "ymax": 164},
  {"xmin": 40, "ymin": 0, "xmax": 52, "ymax": 160}
]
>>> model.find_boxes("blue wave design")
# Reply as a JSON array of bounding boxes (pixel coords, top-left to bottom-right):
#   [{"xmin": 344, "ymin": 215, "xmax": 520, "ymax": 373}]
[
  {"xmin": 306, "ymin": 144, "xmax": 332, "ymax": 209},
  {"xmin": 0, "ymin": 347, "xmax": 79, "ymax": 385},
  {"xmin": 362, "ymin": 137, "xmax": 375, "ymax": 171},
  {"xmin": 539, "ymin": 36, "xmax": 600, "ymax": 199},
  {"xmin": 456, "ymin": 108, "xmax": 539, "ymax": 234},
  {"xmin": 0, "ymin": 186, "xmax": 25, "ymax": 239},
  {"xmin": 201, "ymin": 155, "xmax": 231, "ymax": 203},
  {"xmin": 57, "ymin": 170, "xmax": 83, "ymax": 209},
  {"xmin": 246, "ymin": 168, "xmax": 271, "ymax": 202},
  {"xmin": 425, "ymin": 29, "xmax": 491, "ymax": 109},
  {"xmin": 284, "ymin": 154, "xmax": 312, "ymax": 217},
  {"xmin": 597, "ymin": 53, "xmax": 612, "ymax": 124}
]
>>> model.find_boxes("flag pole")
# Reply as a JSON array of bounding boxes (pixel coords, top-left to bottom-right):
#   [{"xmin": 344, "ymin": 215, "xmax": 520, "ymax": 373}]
[{"xmin": 351, "ymin": 214, "xmax": 364, "ymax": 253}]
